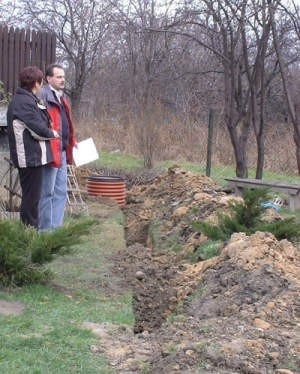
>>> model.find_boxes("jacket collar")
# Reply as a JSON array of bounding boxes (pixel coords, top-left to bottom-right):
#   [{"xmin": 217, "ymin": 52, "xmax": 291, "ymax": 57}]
[
  {"xmin": 41, "ymin": 84, "xmax": 62, "ymax": 106},
  {"xmin": 15, "ymin": 87, "xmax": 38, "ymax": 101}
]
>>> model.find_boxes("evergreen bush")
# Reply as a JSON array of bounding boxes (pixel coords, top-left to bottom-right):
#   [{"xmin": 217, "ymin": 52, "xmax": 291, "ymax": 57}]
[
  {"xmin": 0, "ymin": 217, "xmax": 96, "ymax": 287},
  {"xmin": 192, "ymin": 188, "xmax": 300, "ymax": 242}
]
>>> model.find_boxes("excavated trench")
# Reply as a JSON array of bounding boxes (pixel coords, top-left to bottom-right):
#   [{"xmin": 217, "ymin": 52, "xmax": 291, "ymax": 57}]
[
  {"xmin": 78, "ymin": 166, "xmax": 300, "ymax": 373},
  {"xmin": 117, "ymin": 242, "xmax": 179, "ymax": 334},
  {"xmin": 118, "ymin": 166, "xmax": 228, "ymax": 334},
  {"xmin": 119, "ymin": 194, "xmax": 178, "ymax": 333},
  {"xmin": 79, "ymin": 166, "xmax": 190, "ymax": 333}
]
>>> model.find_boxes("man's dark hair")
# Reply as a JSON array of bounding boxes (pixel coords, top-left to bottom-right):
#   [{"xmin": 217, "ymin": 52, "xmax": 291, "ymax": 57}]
[
  {"xmin": 19, "ymin": 66, "xmax": 43, "ymax": 91},
  {"xmin": 45, "ymin": 63, "xmax": 64, "ymax": 78}
]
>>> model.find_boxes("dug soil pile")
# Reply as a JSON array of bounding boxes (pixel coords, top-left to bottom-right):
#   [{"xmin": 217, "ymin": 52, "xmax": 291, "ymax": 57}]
[{"xmin": 81, "ymin": 166, "xmax": 299, "ymax": 373}]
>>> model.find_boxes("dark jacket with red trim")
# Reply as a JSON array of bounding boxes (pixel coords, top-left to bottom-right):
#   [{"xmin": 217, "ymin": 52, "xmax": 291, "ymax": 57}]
[{"xmin": 38, "ymin": 84, "xmax": 75, "ymax": 167}]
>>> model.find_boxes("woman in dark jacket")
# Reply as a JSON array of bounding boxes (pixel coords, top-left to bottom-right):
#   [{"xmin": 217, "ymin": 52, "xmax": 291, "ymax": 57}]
[{"xmin": 7, "ymin": 66, "xmax": 58, "ymax": 228}]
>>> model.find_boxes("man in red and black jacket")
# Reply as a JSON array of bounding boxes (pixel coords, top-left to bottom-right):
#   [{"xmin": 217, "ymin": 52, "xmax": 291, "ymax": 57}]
[{"xmin": 38, "ymin": 64, "xmax": 76, "ymax": 231}]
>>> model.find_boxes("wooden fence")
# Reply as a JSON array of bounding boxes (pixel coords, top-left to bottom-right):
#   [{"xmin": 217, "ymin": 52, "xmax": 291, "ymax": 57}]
[{"xmin": 0, "ymin": 25, "xmax": 56, "ymax": 95}]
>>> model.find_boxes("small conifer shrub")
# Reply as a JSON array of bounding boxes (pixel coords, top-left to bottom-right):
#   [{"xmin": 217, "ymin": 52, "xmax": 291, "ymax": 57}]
[
  {"xmin": 192, "ymin": 188, "xmax": 300, "ymax": 242},
  {"xmin": 0, "ymin": 216, "xmax": 96, "ymax": 287}
]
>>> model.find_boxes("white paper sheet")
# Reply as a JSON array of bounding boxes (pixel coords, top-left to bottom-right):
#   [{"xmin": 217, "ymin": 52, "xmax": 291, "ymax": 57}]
[{"xmin": 72, "ymin": 137, "xmax": 99, "ymax": 167}]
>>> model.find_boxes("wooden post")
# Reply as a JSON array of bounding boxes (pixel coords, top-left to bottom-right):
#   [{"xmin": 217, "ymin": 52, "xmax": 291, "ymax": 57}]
[{"xmin": 206, "ymin": 109, "xmax": 214, "ymax": 177}]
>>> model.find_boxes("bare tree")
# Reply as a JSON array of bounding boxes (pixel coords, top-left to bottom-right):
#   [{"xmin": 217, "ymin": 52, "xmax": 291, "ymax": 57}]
[
  {"xmin": 152, "ymin": 0, "xmax": 285, "ymax": 178},
  {"xmin": 269, "ymin": 0, "xmax": 300, "ymax": 173},
  {"xmin": 163, "ymin": 1, "xmax": 253, "ymax": 176},
  {"xmin": 15, "ymin": 0, "xmax": 111, "ymax": 117},
  {"xmin": 108, "ymin": 0, "xmax": 179, "ymax": 167},
  {"xmin": 0, "ymin": 1, "xmax": 17, "ymax": 25},
  {"xmin": 241, "ymin": 0, "xmax": 274, "ymax": 179}
]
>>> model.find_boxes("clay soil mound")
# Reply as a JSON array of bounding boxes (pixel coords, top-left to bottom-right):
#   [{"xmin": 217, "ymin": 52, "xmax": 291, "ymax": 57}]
[
  {"xmin": 123, "ymin": 165, "xmax": 226, "ymax": 249},
  {"xmin": 88, "ymin": 165, "xmax": 299, "ymax": 373},
  {"xmin": 149, "ymin": 231, "xmax": 300, "ymax": 373}
]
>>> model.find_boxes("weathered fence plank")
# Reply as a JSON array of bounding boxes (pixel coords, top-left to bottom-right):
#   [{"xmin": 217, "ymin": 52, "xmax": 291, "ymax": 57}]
[
  {"xmin": 0, "ymin": 27, "xmax": 3, "ymax": 83},
  {"xmin": 24, "ymin": 28, "xmax": 31, "ymax": 67},
  {"xmin": 8, "ymin": 27, "xmax": 14, "ymax": 94},
  {"xmin": 0, "ymin": 25, "xmax": 56, "ymax": 96},
  {"xmin": 31, "ymin": 30, "xmax": 38, "ymax": 67},
  {"xmin": 1, "ymin": 26, "xmax": 9, "ymax": 94},
  {"xmin": 19, "ymin": 29, "xmax": 25, "ymax": 72},
  {"xmin": 14, "ymin": 28, "xmax": 21, "ymax": 92}
]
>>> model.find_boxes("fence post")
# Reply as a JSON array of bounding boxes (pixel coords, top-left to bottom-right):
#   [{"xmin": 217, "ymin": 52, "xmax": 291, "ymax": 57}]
[{"xmin": 206, "ymin": 109, "xmax": 214, "ymax": 177}]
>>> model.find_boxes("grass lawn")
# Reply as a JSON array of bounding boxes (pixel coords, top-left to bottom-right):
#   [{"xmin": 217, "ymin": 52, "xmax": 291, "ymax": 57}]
[
  {"xmin": 91, "ymin": 150, "xmax": 300, "ymax": 186},
  {"xmin": 0, "ymin": 204, "xmax": 134, "ymax": 374},
  {"xmin": 92, "ymin": 151, "xmax": 144, "ymax": 170}
]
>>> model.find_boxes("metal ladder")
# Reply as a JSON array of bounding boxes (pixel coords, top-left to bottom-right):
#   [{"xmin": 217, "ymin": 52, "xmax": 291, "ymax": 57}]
[{"xmin": 67, "ymin": 165, "xmax": 88, "ymax": 215}]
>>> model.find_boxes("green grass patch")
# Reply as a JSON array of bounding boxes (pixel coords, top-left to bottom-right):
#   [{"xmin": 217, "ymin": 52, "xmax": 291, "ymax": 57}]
[
  {"xmin": 90, "ymin": 150, "xmax": 300, "ymax": 187},
  {"xmin": 165, "ymin": 342, "xmax": 178, "ymax": 354},
  {"xmin": 196, "ymin": 359, "xmax": 207, "ymax": 369},
  {"xmin": 0, "ymin": 204, "xmax": 134, "ymax": 373},
  {"xmin": 166, "ymin": 313, "xmax": 186, "ymax": 325},
  {"xmin": 188, "ymin": 241, "xmax": 221, "ymax": 263},
  {"xmin": 281, "ymin": 207, "xmax": 300, "ymax": 224},
  {"xmin": 188, "ymin": 282, "xmax": 206, "ymax": 302},
  {"xmin": 91, "ymin": 150, "xmax": 144, "ymax": 170},
  {"xmin": 0, "ymin": 286, "xmax": 132, "ymax": 373},
  {"xmin": 149, "ymin": 217, "xmax": 183, "ymax": 253},
  {"xmin": 157, "ymin": 160, "xmax": 300, "ymax": 185},
  {"xmin": 49, "ymin": 212, "xmax": 126, "ymax": 296}
]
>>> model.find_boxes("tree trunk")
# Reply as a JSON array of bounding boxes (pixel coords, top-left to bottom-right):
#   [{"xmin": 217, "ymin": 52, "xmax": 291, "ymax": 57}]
[
  {"xmin": 227, "ymin": 120, "xmax": 250, "ymax": 178},
  {"xmin": 293, "ymin": 124, "xmax": 300, "ymax": 173},
  {"xmin": 256, "ymin": 135, "xmax": 264, "ymax": 179},
  {"xmin": 223, "ymin": 59, "xmax": 250, "ymax": 178},
  {"xmin": 70, "ymin": 89, "xmax": 82, "ymax": 120}
]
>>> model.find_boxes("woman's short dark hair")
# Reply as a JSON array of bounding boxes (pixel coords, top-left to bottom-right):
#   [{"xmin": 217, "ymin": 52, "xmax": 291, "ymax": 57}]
[{"xmin": 19, "ymin": 66, "xmax": 43, "ymax": 91}]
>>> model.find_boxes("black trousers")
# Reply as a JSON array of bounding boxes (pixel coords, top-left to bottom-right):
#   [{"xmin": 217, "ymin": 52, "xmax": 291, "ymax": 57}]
[{"xmin": 18, "ymin": 166, "xmax": 43, "ymax": 229}]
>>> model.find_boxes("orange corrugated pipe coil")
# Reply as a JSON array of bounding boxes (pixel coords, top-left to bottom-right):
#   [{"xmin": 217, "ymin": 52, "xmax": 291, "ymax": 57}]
[{"xmin": 87, "ymin": 176, "xmax": 126, "ymax": 207}]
